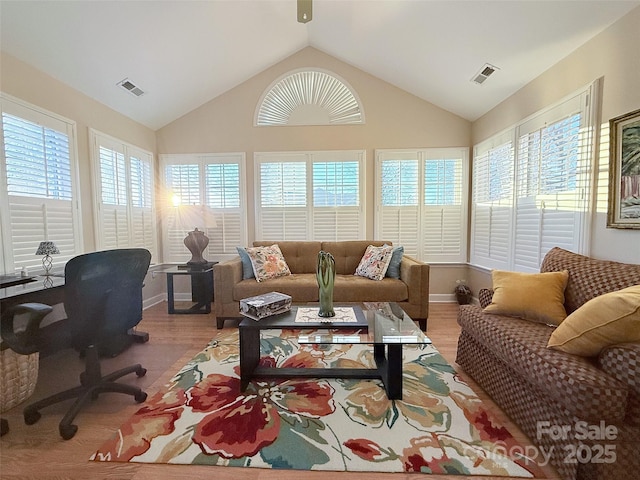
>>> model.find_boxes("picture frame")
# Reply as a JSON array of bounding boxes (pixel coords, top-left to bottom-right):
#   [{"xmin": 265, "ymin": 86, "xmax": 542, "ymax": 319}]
[{"xmin": 607, "ymin": 108, "xmax": 640, "ymax": 229}]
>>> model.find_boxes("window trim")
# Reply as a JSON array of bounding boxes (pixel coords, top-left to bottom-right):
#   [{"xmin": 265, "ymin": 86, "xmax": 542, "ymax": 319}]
[
  {"xmin": 89, "ymin": 128, "xmax": 158, "ymax": 262},
  {"xmin": 0, "ymin": 93, "xmax": 82, "ymax": 274},
  {"xmin": 375, "ymin": 147, "xmax": 469, "ymax": 263},
  {"xmin": 159, "ymin": 152, "xmax": 247, "ymax": 263},
  {"xmin": 254, "ymin": 150, "xmax": 366, "ymax": 241},
  {"xmin": 470, "ymin": 80, "xmax": 600, "ymax": 272}
]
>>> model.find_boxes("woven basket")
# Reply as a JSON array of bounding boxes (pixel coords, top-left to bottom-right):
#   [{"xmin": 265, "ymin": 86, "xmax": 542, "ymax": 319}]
[{"xmin": 0, "ymin": 348, "xmax": 39, "ymax": 412}]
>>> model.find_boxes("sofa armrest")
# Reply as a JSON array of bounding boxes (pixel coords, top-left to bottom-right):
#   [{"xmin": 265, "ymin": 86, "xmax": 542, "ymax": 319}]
[
  {"xmin": 599, "ymin": 343, "xmax": 640, "ymax": 426},
  {"xmin": 213, "ymin": 257, "xmax": 243, "ymax": 316},
  {"xmin": 599, "ymin": 343, "xmax": 640, "ymax": 395},
  {"xmin": 399, "ymin": 255, "xmax": 429, "ymax": 319},
  {"xmin": 478, "ymin": 288, "xmax": 494, "ymax": 309}
]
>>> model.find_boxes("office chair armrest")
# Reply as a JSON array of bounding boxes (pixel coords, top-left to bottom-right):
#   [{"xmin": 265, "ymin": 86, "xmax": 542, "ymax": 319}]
[{"xmin": 0, "ymin": 302, "xmax": 53, "ymax": 355}]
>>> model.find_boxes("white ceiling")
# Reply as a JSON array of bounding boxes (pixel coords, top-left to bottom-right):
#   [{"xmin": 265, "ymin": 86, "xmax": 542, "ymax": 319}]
[{"xmin": 1, "ymin": 0, "xmax": 638, "ymax": 130}]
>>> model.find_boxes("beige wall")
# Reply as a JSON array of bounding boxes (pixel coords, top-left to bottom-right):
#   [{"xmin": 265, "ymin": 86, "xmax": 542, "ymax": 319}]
[
  {"xmin": 156, "ymin": 47, "xmax": 471, "ymax": 242},
  {"xmin": 472, "ymin": 6, "xmax": 640, "ymax": 274},
  {"xmin": 1, "ymin": 52, "xmax": 157, "ymax": 253},
  {"xmin": 156, "ymin": 47, "xmax": 472, "ymax": 296},
  {"xmin": 5, "ymin": 4, "xmax": 639, "ymax": 302}
]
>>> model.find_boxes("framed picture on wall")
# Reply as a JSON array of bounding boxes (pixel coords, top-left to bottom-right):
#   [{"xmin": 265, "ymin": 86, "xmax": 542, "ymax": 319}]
[{"xmin": 607, "ymin": 108, "xmax": 640, "ymax": 229}]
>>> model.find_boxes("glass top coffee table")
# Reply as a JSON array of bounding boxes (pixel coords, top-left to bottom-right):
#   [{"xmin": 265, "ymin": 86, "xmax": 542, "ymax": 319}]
[{"xmin": 238, "ymin": 302, "xmax": 431, "ymax": 400}]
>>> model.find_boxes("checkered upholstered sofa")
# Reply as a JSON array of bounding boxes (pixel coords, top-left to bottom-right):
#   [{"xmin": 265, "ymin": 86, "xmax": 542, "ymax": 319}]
[{"xmin": 456, "ymin": 247, "xmax": 640, "ymax": 480}]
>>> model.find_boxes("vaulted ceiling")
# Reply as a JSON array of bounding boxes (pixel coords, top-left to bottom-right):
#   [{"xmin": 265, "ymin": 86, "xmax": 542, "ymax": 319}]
[{"xmin": 1, "ymin": 0, "xmax": 638, "ymax": 130}]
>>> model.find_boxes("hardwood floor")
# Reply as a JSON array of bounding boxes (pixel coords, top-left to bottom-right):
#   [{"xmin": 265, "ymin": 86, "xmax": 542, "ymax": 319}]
[{"xmin": 0, "ymin": 302, "xmax": 560, "ymax": 480}]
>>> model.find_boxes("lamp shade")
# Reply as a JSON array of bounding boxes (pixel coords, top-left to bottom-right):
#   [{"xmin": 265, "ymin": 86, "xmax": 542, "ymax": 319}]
[{"xmin": 35, "ymin": 241, "xmax": 60, "ymax": 256}]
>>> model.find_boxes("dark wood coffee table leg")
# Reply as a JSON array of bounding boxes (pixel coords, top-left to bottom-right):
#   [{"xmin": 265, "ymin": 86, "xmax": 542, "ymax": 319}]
[
  {"xmin": 374, "ymin": 343, "xmax": 403, "ymax": 400},
  {"xmin": 385, "ymin": 344, "xmax": 403, "ymax": 399},
  {"xmin": 239, "ymin": 326, "xmax": 260, "ymax": 391}
]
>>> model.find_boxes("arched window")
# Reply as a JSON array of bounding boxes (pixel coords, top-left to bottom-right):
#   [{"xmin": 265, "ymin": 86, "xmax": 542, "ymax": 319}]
[{"xmin": 255, "ymin": 69, "xmax": 364, "ymax": 126}]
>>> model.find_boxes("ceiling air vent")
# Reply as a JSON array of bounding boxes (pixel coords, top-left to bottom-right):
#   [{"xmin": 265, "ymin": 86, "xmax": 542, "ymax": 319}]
[
  {"xmin": 471, "ymin": 63, "xmax": 499, "ymax": 85},
  {"xmin": 117, "ymin": 78, "xmax": 145, "ymax": 97}
]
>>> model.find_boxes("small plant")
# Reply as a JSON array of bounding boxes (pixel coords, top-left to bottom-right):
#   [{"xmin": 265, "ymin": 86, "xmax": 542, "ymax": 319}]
[{"xmin": 454, "ymin": 279, "xmax": 472, "ymax": 305}]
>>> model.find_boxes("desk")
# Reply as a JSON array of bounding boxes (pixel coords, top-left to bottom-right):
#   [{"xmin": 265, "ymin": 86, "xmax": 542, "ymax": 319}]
[
  {"xmin": 0, "ymin": 274, "xmax": 148, "ymax": 348},
  {"xmin": 0, "ymin": 275, "xmax": 65, "ymax": 312},
  {"xmin": 160, "ymin": 263, "xmax": 216, "ymax": 314}
]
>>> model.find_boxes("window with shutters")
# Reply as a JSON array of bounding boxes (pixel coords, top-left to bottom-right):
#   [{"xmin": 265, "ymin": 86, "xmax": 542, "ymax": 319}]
[
  {"xmin": 0, "ymin": 94, "xmax": 82, "ymax": 274},
  {"xmin": 90, "ymin": 130, "xmax": 157, "ymax": 261},
  {"xmin": 470, "ymin": 81, "xmax": 598, "ymax": 272},
  {"xmin": 160, "ymin": 153, "xmax": 246, "ymax": 263},
  {"xmin": 375, "ymin": 148, "xmax": 469, "ymax": 263},
  {"xmin": 255, "ymin": 151, "xmax": 365, "ymax": 241},
  {"xmin": 470, "ymin": 135, "xmax": 514, "ymax": 270}
]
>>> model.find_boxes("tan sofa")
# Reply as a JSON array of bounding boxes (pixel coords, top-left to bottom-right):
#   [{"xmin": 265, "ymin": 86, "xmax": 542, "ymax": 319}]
[
  {"xmin": 456, "ymin": 247, "xmax": 640, "ymax": 480},
  {"xmin": 213, "ymin": 240, "xmax": 429, "ymax": 330}
]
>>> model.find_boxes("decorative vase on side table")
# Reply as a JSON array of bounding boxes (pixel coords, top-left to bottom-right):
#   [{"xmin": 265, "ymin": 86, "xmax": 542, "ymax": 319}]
[{"xmin": 184, "ymin": 228, "xmax": 209, "ymax": 265}]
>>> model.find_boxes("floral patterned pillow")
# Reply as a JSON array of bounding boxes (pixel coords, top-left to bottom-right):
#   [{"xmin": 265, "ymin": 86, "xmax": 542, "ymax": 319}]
[
  {"xmin": 246, "ymin": 244, "xmax": 291, "ymax": 282},
  {"xmin": 354, "ymin": 244, "xmax": 394, "ymax": 281}
]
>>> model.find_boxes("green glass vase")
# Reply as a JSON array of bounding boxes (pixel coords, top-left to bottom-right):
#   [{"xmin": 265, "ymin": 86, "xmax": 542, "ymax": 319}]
[{"xmin": 316, "ymin": 251, "xmax": 336, "ymax": 317}]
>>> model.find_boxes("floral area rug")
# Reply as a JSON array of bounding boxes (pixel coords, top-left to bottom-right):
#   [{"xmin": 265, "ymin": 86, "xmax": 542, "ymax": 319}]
[{"xmin": 91, "ymin": 328, "xmax": 544, "ymax": 477}]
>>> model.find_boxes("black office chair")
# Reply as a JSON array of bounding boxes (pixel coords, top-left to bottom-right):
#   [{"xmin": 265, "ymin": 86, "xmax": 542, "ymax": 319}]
[{"xmin": 0, "ymin": 248, "xmax": 151, "ymax": 440}]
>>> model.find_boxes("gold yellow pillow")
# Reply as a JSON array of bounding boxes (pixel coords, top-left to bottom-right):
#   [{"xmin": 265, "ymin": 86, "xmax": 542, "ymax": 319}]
[
  {"xmin": 484, "ymin": 270, "xmax": 569, "ymax": 325},
  {"xmin": 548, "ymin": 285, "xmax": 640, "ymax": 356}
]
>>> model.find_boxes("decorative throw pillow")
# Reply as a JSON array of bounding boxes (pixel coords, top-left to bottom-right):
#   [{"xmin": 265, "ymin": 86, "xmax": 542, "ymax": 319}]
[
  {"xmin": 355, "ymin": 245, "xmax": 394, "ymax": 281},
  {"xmin": 385, "ymin": 245, "xmax": 404, "ymax": 279},
  {"xmin": 548, "ymin": 285, "xmax": 640, "ymax": 356},
  {"xmin": 236, "ymin": 247, "xmax": 255, "ymax": 280},
  {"xmin": 245, "ymin": 244, "xmax": 291, "ymax": 282},
  {"xmin": 484, "ymin": 270, "xmax": 569, "ymax": 325}
]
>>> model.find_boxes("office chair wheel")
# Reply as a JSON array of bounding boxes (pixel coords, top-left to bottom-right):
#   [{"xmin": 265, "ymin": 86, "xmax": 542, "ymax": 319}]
[
  {"xmin": 24, "ymin": 408, "xmax": 41, "ymax": 425},
  {"xmin": 59, "ymin": 423, "xmax": 78, "ymax": 440},
  {"xmin": 135, "ymin": 391, "xmax": 147, "ymax": 403},
  {"xmin": 136, "ymin": 367, "xmax": 147, "ymax": 377}
]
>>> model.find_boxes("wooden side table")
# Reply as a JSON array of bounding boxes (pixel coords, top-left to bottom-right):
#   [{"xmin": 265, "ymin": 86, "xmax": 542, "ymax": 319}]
[{"xmin": 161, "ymin": 263, "xmax": 216, "ymax": 314}]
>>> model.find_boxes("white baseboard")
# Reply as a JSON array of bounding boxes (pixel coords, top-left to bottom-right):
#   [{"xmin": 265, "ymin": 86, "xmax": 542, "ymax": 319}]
[
  {"xmin": 143, "ymin": 294, "xmax": 166, "ymax": 310},
  {"xmin": 429, "ymin": 294, "xmax": 478, "ymax": 305}
]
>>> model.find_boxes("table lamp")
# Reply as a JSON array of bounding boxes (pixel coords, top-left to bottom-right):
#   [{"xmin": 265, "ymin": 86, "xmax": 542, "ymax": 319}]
[{"xmin": 35, "ymin": 241, "xmax": 59, "ymax": 275}]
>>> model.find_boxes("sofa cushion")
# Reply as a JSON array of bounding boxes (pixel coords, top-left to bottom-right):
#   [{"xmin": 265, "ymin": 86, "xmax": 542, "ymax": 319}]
[
  {"xmin": 236, "ymin": 247, "xmax": 255, "ymax": 279},
  {"xmin": 385, "ymin": 245, "xmax": 404, "ymax": 279},
  {"xmin": 458, "ymin": 305, "xmax": 629, "ymax": 423},
  {"xmin": 334, "ymin": 276, "xmax": 408, "ymax": 302},
  {"xmin": 234, "ymin": 274, "xmax": 319, "ymax": 302},
  {"xmin": 484, "ymin": 270, "xmax": 569, "ymax": 325},
  {"xmin": 541, "ymin": 247, "xmax": 640, "ymax": 314},
  {"xmin": 548, "ymin": 285, "xmax": 640, "ymax": 356},
  {"xmin": 253, "ymin": 241, "xmax": 320, "ymax": 274},
  {"xmin": 245, "ymin": 244, "xmax": 291, "ymax": 282},
  {"xmin": 355, "ymin": 244, "xmax": 394, "ymax": 280},
  {"xmin": 233, "ymin": 274, "xmax": 408, "ymax": 304}
]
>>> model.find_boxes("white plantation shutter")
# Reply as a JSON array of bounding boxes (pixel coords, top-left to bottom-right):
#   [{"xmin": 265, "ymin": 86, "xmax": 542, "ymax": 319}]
[
  {"xmin": 255, "ymin": 151, "xmax": 365, "ymax": 241},
  {"xmin": 376, "ymin": 149, "xmax": 468, "ymax": 262},
  {"xmin": 97, "ymin": 139, "xmax": 128, "ymax": 249},
  {"xmin": 422, "ymin": 154, "xmax": 467, "ymax": 262},
  {"xmin": 130, "ymin": 152, "xmax": 156, "ymax": 255},
  {"xmin": 91, "ymin": 130, "xmax": 157, "ymax": 260},
  {"xmin": 160, "ymin": 153, "xmax": 247, "ymax": 263},
  {"xmin": 204, "ymin": 161, "xmax": 243, "ymax": 255},
  {"xmin": 513, "ymin": 94, "xmax": 590, "ymax": 272},
  {"xmin": 377, "ymin": 156, "xmax": 420, "ymax": 257},
  {"xmin": 1, "ymin": 95, "xmax": 81, "ymax": 273},
  {"xmin": 470, "ymin": 82, "xmax": 597, "ymax": 272},
  {"xmin": 471, "ymin": 137, "xmax": 514, "ymax": 270}
]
